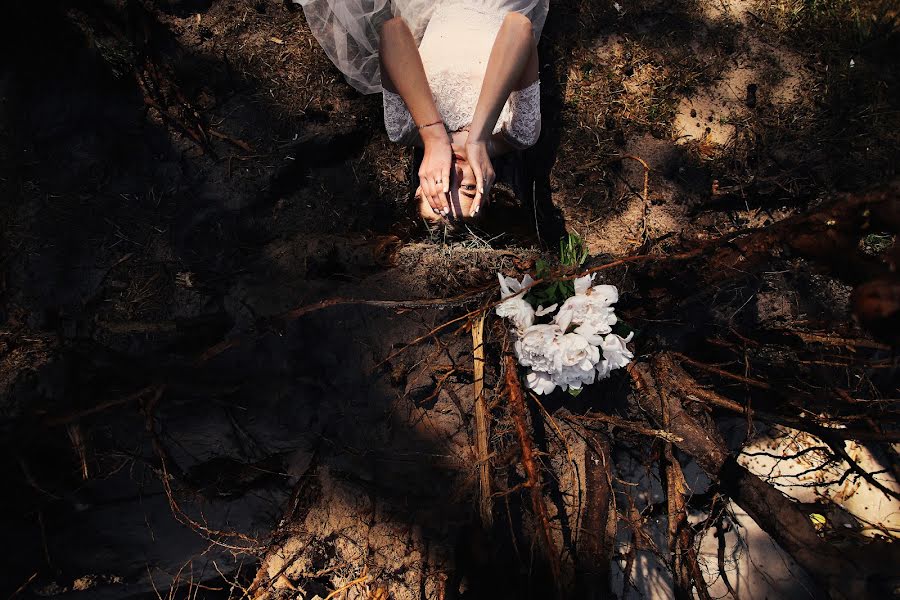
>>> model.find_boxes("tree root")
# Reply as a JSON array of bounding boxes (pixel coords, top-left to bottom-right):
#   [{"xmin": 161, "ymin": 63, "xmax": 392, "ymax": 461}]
[
  {"xmin": 503, "ymin": 354, "xmax": 562, "ymax": 586},
  {"xmin": 632, "ymin": 355, "xmax": 900, "ymax": 600}
]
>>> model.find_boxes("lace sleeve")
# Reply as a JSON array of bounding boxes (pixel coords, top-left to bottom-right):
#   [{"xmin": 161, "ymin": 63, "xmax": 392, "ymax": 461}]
[
  {"xmin": 500, "ymin": 81, "xmax": 541, "ymax": 149},
  {"xmin": 382, "ymin": 90, "xmax": 418, "ymax": 145}
]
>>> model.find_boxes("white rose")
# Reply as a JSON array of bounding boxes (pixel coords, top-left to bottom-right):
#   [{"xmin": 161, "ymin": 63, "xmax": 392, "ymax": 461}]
[
  {"xmin": 553, "ymin": 276, "xmax": 619, "ymax": 333},
  {"xmin": 525, "ymin": 370, "xmax": 557, "ymax": 395},
  {"xmin": 589, "ymin": 284, "xmax": 619, "ymax": 305},
  {"xmin": 496, "ymin": 272, "xmax": 540, "ymax": 334},
  {"xmin": 573, "ymin": 274, "xmax": 594, "ymax": 295},
  {"xmin": 554, "ymin": 332, "xmax": 600, "ymax": 390}
]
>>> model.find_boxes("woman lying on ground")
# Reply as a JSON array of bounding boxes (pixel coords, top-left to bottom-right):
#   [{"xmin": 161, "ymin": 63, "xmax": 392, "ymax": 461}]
[{"xmin": 295, "ymin": 0, "xmax": 548, "ymax": 221}]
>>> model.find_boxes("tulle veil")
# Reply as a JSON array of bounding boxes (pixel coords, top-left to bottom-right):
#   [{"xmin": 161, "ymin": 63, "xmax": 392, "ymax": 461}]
[{"xmin": 293, "ymin": 0, "xmax": 549, "ymax": 95}]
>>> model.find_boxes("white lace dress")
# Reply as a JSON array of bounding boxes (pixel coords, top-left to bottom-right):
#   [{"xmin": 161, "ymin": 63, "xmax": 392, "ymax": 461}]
[
  {"xmin": 295, "ymin": 0, "xmax": 547, "ymax": 149},
  {"xmin": 382, "ymin": 2, "xmax": 542, "ymax": 148}
]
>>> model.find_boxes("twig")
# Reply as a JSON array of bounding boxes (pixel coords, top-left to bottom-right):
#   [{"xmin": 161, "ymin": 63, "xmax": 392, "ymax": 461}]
[
  {"xmin": 672, "ymin": 353, "xmax": 772, "ymax": 390},
  {"xmin": 662, "ymin": 353, "xmax": 900, "ymax": 442},
  {"xmin": 276, "ymin": 290, "xmax": 492, "ymax": 323},
  {"xmin": 44, "ymin": 384, "xmax": 159, "ymax": 426},
  {"xmin": 715, "ymin": 512, "xmax": 740, "ymax": 600},
  {"xmin": 621, "ymin": 154, "xmax": 652, "ymax": 246},
  {"xmin": 568, "ymin": 412, "xmax": 684, "ymax": 442},
  {"xmin": 9, "ymin": 572, "xmax": 38, "ymax": 599},
  {"xmin": 789, "ymin": 330, "xmax": 891, "ymax": 351},
  {"xmin": 140, "ymin": 386, "xmax": 261, "ymax": 552},
  {"xmin": 655, "ymin": 375, "xmax": 712, "ymax": 600},
  {"xmin": 208, "ymin": 129, "xmax": 254, "ymax": 153},
  {"xmin": 824, "ymin": 439, "xmax": 900, "ymax": 502}
]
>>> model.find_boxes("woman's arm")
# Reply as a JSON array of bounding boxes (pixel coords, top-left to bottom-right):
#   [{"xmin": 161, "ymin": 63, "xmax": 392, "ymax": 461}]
[
  {"xmin": 379, "ymin": 17, "xmax": 451, "ymax": 216},
  {"xmin": 466, "ymin": 12, "xmax": 538, "ymax": 215}
]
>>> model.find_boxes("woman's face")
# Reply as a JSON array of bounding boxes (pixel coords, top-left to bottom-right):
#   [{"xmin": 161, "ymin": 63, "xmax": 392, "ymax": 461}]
[
  {"xmin": 417, "ymin": 149, "xmax": 480, "ymax": 222},
  {"xmin": 448, "ymin": 150, "xmax": 478, "ymax": 218}
]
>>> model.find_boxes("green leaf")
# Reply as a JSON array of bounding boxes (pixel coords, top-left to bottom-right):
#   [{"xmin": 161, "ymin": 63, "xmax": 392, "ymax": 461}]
[
  {"xmin": 568, "ymin": 387, "xmax": 583, "ymax": 397},
  {"xmin": 613, "ymin": 318, "xmax": 636, "ymax": 339},
  {"xmin": 559, "ymin": 233, "xmax": 591, "ymax": 267},
  {"xmin": 809, "ymin": 513, "xmax": 827, "ymax": 530}
]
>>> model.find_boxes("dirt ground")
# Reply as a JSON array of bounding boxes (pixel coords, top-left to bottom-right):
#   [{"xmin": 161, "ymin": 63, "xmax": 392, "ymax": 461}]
[{"xmin": 1, "ymin": 0, "xmax": 897, "ymax": 599}]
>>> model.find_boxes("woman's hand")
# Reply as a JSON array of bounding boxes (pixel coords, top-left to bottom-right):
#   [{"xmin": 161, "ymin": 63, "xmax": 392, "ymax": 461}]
[
  {"xmin": 418, "ymin": 127, "xmax": 452, "ymax": 215},
  {"xmin": 465, "ymin": 138, "xmax": 495, "ymax": 216}
]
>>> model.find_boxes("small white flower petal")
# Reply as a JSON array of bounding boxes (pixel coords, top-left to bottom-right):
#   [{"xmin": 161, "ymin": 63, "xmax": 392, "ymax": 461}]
[
  {"xmin": 526, "ymin": 370, "xmax": 557, "ymax": 395},
  {"xmin": 497, "ymin": 297, "xmax": 535, "ymax": 334},
  {"xmin": 535, "ymin": 303, "xmax": 558, "ymax": 317},
  {"xmin": 600, "ymin": 333, "xmax": 634, "ymax": 370},
  {"xmin": 497, "ymin": 272, "xmax": 513, "ymax": 298},
  {"xmin": 555, "ymin": 305, "xmax": 575, "ymax": 332},
  {"xmin": 588, "ymin": 284, "xmax": 618, "ymax": 305},
  {"xmin": 574, "ymin": 274, "xmax": 594, "ymax": 295},
  {"xmin": 596, "ymin": 359, "xmax": 612, "ymax": 379}
]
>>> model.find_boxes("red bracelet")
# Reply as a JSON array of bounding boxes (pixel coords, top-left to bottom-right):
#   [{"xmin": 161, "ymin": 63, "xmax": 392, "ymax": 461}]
[{"xmin": 417, "ymin": 119, "xmax": 445, "ymax": 130}]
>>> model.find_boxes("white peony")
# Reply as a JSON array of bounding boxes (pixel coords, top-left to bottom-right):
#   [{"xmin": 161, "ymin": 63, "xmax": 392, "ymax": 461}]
[
  {"xmin": 496, "ymin": 297, "xmax": 534, "ymax": 334},
  {"xmin": 560, "ymin": 332, "xmax": 600, "ymax": 370},
  {"xmin": 514, "ymin": 324, "xmax": 564, "ymax": 374},
  {"xmin": 556, "ymin": 332, "xmax": 600, "ymax": 390},
  {"xmin": 557, "ymin": 365, "xmax": 596, "ymax": 390},
  {"xmin": 497, "ymin": 271, "xmax": 633, "ymax": 396},
  {"xmin": 554, "ymin": 280, "xmax": 619, "ymax": 334},
  {"xmin": 600, "ymin": 332, "xmax": 634, "ymax": 370},
  {"xmin": 525, "ymin": 370, "xmax": 557, "ymax": 395},
  {"xmin": 498, "ymin": 273, "xmax": 534, "ymax": 299},
  {"xmin": 496, "ymin": 273, "xmax": 538, "ymax": 333},
  {"xmin": 595, "ymin": 358, "xmax": 612, "ymax": 380}
]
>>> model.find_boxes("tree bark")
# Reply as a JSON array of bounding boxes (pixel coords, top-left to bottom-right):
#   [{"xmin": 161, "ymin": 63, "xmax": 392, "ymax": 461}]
[{"xmin": 575, "ymin": 429, "xmax": 616, "ymax": 599}]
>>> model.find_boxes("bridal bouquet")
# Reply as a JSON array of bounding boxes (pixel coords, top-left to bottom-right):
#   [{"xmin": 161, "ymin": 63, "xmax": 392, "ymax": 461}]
[{"xmin": 496, "ymin": 266, "xmax": 634, "ymax": 396}]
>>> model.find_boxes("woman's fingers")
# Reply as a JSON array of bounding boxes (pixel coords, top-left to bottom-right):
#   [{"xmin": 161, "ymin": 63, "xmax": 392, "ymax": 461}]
[
  {"xmin": 434, "ymin": 176, "xmax": 449, "ymax": 215},
  {"xmin": 426, "ymin": 170, "xmax": 448, "ymax": 215},
  {"xmin": 471, "ymin": 170, "xmax": 494, "ymax": 216},
  {"xmin": 416, "ymin": 185, "xmax": 438, "ymax": 217},
  {"xmin": 441, "ymin": 165, "xmax": 450, "ymax": 194},
  {"xmin": 471, "ymin": 163, "xmax": 484, "ymax": 216},
  {"xmin": 483, "ymin": 169, "xmax": 495, "ymax": 207},
  {"xmin": 419, "ymin": 177, "xmax": 440, "ymax": 214}
]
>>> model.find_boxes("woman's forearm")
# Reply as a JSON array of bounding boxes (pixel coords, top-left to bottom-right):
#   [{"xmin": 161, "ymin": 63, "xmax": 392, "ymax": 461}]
[
  {"xmin": 467, "ymin": 12, "xmax": 535, "ymax": 142},
  {"xmin": 379, "ymin": 17, "xmax": 444, "ymax": 145},
  {"xmin": 379, "ymin": 17, "xmax": 452, "ymax": 214}
]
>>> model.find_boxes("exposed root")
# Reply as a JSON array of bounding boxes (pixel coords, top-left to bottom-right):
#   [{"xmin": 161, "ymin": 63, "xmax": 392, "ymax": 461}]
[
  {"xmin": 503, "ymin": 354, "xmax": 562, "ymax": 585},
  {"xmin": 472, "ymin": 312, "xmax": 493, "ymax": 529}
]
